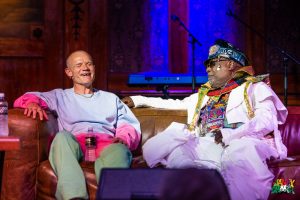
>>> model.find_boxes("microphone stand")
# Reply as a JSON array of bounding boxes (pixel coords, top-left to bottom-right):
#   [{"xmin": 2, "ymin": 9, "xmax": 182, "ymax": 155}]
[
  {"xmin": 226, "ymin": 9, "xmax": 300, "ymax": 106},
  {"xmin": 172, "ymin": 16, "xmax": 202, "ymax": 93}
]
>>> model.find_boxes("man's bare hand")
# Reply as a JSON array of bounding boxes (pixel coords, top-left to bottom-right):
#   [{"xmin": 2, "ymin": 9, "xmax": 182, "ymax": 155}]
[
  {"xmin": 212, "ymin": 129, "xmax": 224, "ymax": 146},
  {"xmin": 121, "ymin": 97, "xmax": 135, "ymax": 108},
  {"xmin": 24, "ymin": 102, "xmax": 48, "ymax": 121}
]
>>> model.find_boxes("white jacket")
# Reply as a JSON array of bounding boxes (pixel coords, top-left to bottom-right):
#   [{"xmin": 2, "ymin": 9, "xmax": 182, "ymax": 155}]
[{"xmin": 131, "ymin": 81, "xmax": 288, "ymax": 158}]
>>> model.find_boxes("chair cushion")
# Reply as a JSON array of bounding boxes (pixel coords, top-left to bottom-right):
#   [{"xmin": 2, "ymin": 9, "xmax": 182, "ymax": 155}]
[{"xmin": 37, "ymin": 160, "xmax": 97, "ymax": 200}]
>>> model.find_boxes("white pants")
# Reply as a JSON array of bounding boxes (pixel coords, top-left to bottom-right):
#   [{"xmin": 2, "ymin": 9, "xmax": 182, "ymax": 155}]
[{"xmin": 143, "ymin": 122, "xmax": 278, "ymax": 200}]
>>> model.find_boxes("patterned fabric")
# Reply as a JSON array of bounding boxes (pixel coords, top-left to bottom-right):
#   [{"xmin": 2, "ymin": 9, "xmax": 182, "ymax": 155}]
[
  {"xmin": 199, "ymin": 93, "xmax": 229, "ymax": 135},
  {"xmin": 207, "ymin": 78, "xmax": 245, "ymax": 97},
  {"xmin": 223, "ymin": 117, "xmax": 243, "ymax": 129},
  {"xmin": 190, "ymin": 66, "xmax": 257, "ymax": 135},
  {"xmin": 188, "ymin": 83, "xmax": 210, "ymax": 131},
  {"xmin": 204, "ymin": 39, "xmax": 249, "ymax": 67}
]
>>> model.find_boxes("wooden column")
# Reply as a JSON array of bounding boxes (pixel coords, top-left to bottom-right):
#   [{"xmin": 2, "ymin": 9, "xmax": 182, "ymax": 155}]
[
  {"xmin": 89, "ymin": 0, "xmax": 109, "ymax": 90},
  {"xmin": 244, "ymin": 0, "xmax": 266, "ymax": 74},
  {"xmin": 44, "ymin": 0, "xmax": 65, "ymax": 90},
  {"xmin": 169, "ymin": 0, "xmax": 189, "ymax": 73}
]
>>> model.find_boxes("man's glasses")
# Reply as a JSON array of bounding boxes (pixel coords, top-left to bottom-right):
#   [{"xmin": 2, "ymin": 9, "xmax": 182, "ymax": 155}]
[{"xmin": 206, "ymin": 58, "xmax": 229, "ymax": 69}]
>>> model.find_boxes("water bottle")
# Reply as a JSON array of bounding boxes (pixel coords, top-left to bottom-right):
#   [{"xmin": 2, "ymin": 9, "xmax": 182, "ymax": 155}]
[
  {"xmin": 85, "ymin": 127, "xmax": 97, "ymax": 162},
  {"xmin": 0, "ymin": 93, "xmax": 9, "ymax": 136}
]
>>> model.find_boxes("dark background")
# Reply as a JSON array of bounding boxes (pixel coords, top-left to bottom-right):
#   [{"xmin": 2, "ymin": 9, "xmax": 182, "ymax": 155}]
[{"xmin": 0, "ymin": 0, "xmax": 299, "ymax": 107}]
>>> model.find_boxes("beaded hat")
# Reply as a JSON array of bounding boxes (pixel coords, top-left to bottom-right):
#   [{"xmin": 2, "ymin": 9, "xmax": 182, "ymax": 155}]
[{"xmin": 204, "ymin": 39, "xmax": 249, "ymax": 66}]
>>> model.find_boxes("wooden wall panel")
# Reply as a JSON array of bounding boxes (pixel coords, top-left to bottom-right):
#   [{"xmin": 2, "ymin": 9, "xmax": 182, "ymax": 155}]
[
  {"xmin": 0, "ymin": 0, "xmax": 298, "ymax": 107},
  {"xmin": 0, "ymin": 0, "xmax": 109, "ymax": 107},
  {"xmin": 0, "ymin": 40, "xmax": 44, "ymax": 57},
  {"xmin": 43, "ymin": 0, "xmax": 65, "ymax": 91},
  {"xmin": 89, "ymin": 0, "xmax": 109, "ymax": 90},
  {"xmin": 0, "ymin": 0, "xmax": 46, "ymax": 107},
  {"xmin": 63, "ymin": 0, "xmax": 89, "ymax": 89},
  {"xmin": 169, "ymin": 0, "xmax": 189, "ymax": 73},
  {"xmin": 63, "ymin": 0, "xmax": 109, "ymax": 90},
  {"xmin": 244, "ymin": 0, "xmax": 266, "ymax": 74},
  {"xmin": 271, "ymin": 74, "xmax": 300, "ymax": 106},
  {"xmin": 0, "ymin": 58, "xmax": 44, "ymax": 108},
  {"xmin": 65, "ymin": 0, "xmax": 89, "ymax": 52}
]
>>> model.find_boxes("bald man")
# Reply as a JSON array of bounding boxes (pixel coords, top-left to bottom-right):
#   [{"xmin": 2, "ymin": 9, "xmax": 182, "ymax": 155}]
[{"xmin": 14, "ymin": 50, "xmax": 141, "ymax": 200}]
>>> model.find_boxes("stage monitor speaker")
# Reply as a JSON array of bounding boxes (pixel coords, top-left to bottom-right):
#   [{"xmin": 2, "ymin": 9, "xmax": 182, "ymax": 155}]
[{"xmin": 97, "ymin": 168, "xmax": 230, "ymax": 200}]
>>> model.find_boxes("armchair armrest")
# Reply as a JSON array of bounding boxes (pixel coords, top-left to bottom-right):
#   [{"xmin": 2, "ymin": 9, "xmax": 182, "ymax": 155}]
[
  {"xmin": 130, "ymin": 108, "xmax": 187, "ymax": 156},
  {"xmin": 1, "ymin": 108, "xmax": 58, "ymax": 199}
]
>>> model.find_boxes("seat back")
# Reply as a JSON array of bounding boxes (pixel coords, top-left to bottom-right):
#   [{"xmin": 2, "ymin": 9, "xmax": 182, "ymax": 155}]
[
  {"xmin": 279, "ymin": 106, "xmax": 300, "ymax": 156},
  {"xmin": 131, "ymin": 108, "xmax": 187, "ymax": 156}
]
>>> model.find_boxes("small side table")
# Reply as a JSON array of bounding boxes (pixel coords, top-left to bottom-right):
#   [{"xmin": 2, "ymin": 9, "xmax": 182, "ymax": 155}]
[
  {"xmin": 0, "ymin": 136, "xmax": 20, "ymax": 150},
  {"xmin": 0, "ymin": 136, "xmax": 21, "ymax": 195}
]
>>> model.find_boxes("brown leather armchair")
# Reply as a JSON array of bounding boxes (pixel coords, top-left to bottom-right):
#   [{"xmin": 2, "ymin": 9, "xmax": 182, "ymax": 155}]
[
  {"xmin": 1, "ymin": 107, "xmax": 300, "ymax": 200},
  {"xmin": 1, "ymin": 108, "xmax": 187, "ymax": 200}
]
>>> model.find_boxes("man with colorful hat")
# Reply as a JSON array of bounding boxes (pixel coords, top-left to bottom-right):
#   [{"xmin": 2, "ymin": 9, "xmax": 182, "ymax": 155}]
[{"xmin": 122, "ymin": 39, "xmax": 287, "ymax": 200}]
